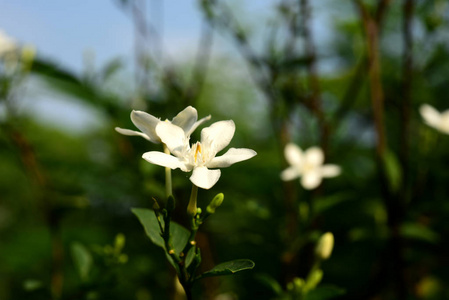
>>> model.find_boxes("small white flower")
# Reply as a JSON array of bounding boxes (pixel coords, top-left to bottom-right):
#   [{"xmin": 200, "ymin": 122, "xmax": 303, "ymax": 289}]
[
  {"xmin": 142, "ymin": 120, "xmax": 257, "ymax": 189},
  {"xmin": 0, "ymin": 30, "xmax": 17, "ymax": 57},
  {"xmin": 115, "ymin": 106, "xmax": 211, "ymax": 143},
  {"xmin": 281, "ymin": 143, "xmax": 340, "ymax": 190},
  {"xmin": 420, "ymin": 104, "xmax": 449, "ymax": 135}
]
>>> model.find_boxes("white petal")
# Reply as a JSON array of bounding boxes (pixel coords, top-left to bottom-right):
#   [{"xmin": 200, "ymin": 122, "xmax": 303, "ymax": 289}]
[
  {"xmin": 207, "ymin": 148, "xmax": 257, "ymax": 168},
  {"xmin": 280, "ymin": 166, "xmax": 300, "ymax": 181},
  {"xmin": 301, "ymin": 170, "xmax": 322, "ymax": 190},
  {"xmin": 115, "ymin": 127, "xmax": 152, "ymax": 141},
  {"xmin": 201, "ymin": 120, "xmax": 235, "ymax": 155},
  {"xmin": 439, "ymin": 110, "xmax": 449, "ymax": 134},
  {"xmin": 321, "ymin": 165, "xmax": 341, "ymax": 178},
  {"xmin": 131, "ymin": 110, "xmax": 161, "ymax": 143},
  {"xmin": 190, "ymin": 166, "xmax": 221, "ymax": 190},
  {"xmin": 156, "ymin": 122, "xmax": 187, "ymax": 156},
  {"xmin": 284, "ymin": 143, "xmax": 303, "ymax": 166},
  {"xmin": 304, "ymin": 147, "xmax": 324, "ymax": 166},
  {"xmin": 171, "ymin": 106, "xmax": 198, "ymax": 134},
  {"xmin": 142, "ymin": 151, "xmax": 188, "ymax": 171},
  {"xmin": 420, "ymin": 104, "xmax": 441, "ymax": 129},
  {"xmin": 186, "ymin": 115, "xmax": 212, "ymax": 137}
]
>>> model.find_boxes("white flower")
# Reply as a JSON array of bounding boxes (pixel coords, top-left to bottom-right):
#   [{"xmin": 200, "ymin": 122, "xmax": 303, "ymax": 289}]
[
  {"xmin": 420, "ymin": 104, "xmax": 449, "ymax": 135},
  {"xmin": 142, "ymin": 120, "xmax": 257, "ymax": 189},
  {"xmin": 115, "ymin": 106, "xmax": 211, "ymax": 143},
  {"xmin": 0, "ymin": 30, "xmax": 16, "ymax": 57},
  {"xmin": 281, "ymin": 143, "xmax": 340, "ymax": 190}
]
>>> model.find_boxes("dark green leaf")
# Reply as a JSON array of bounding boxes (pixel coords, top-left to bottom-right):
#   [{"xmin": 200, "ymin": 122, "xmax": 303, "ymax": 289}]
[
  {"xmin": 131, "ymin": 208, "xmax": 190, "ymax": 254},
  {"xmin": 132, "ymin": 208, "xmax": 165, "ymax": 249},
  {"xmin": 196, "ymin": 259, "xmax": 255, "ymax": 280},
  {"xmin": 70, "ymin": 242, "xmax": 93, "ymax": 282},
  {"xmin": 305, "ymin": 285, "xmax": 345, "ymax": 300},
  {"xmin": 401, "ymin": 222, "xmax": 440, "ymax": 244},
  {"xmin": 256, "ymin": 273, "xmax": 283, "ymax": 295},
  {"xmin": 382, "ymin": 149, "xmax": 402, "ymax": 192}
]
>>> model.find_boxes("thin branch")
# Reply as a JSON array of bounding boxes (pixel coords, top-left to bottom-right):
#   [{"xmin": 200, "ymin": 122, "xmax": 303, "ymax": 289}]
[{"xmin": 354, "ymin": 0, "xmax": 386, "ymax": 157}]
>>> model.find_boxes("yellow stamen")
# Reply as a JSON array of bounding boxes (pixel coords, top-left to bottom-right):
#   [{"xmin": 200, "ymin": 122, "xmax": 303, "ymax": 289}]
[{"xmin": 194, "ymin": 143, "xmax": 202, "ymax": 163}]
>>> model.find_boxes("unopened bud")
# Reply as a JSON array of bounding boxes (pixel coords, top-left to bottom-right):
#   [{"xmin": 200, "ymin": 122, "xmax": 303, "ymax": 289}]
[
  {"xmin": 21, "ymin": 45, "xmax": 36, "ymax": 69},
  {"xmin": 167, "ymin": 195, "xmax": 176, "ymax": 212},
  {"xmin": 152, "ymin": 198, "xmax": 160, "ymax": 210},
  {"xmin": 115, "ymin": 233, "xmax": 126, "ymax": 251},
  {"xmin": 315, "ymin": 232, "xmax": 334, "ymax": 260},
  {"xmin": 206, "ymin": 193, "xmax": 224, "ymax": 214}
]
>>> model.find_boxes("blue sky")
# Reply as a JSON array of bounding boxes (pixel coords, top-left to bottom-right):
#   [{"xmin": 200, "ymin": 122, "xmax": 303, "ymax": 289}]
[
  {"xmin": 0, "ymin": 0, "xmax": 276, "ymax": 72},
  {"xmin": 0, "ymin": 0, "xmax": 335, "ymax": 132}
]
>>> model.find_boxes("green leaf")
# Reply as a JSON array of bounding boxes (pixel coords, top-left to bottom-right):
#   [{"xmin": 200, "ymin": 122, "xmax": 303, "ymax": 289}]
[
  {"xmin": 401, "ymin": 222, "xmax": 440, "ymax": 244},
  {"xmin": 304, "ymin": 285, "xmax": 345, "ymax": 300},
  {"xmin": 23, "ymin": 279, "xmax": 43, "ymax": 291},
  {"xmin": 313, "ymin": 193, "xmax": 353, "ymax": 214},
  {"xmin": 170, "ymin": 221, "xmax": 190, "ymax": 255},
  {"xmin": 185, "ymin": 247, "xmax": 196, "ymax": 268},
  {"xmin": 132, "ymin": 208, "xmax": 165, "ymax": 249},
  {"xmin": 196, "ymin": 259, "xmax": 255, "ymax": 280},
  {"xmin": 131, "ymin": 208, "xmax": 190, "ymax": 254},
  {"xmin": 255, "ymin": 273, "xmax": 283, "ymax": 295},
  {"xmin": 382, "ymin": 149, "xmax": 402, "ymax": 192},
  {"xmin": 70, "ymin": 242, "xmax": 93, "ymax": 282}
]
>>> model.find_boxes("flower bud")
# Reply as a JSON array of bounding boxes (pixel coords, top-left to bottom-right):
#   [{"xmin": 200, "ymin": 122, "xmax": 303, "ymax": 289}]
[
  {"xmin": 315, "ymin": 232, "xmax": 334, "ymax": 260},
  {"xmin": 206, "ymin": 193, "xmax": 224, "ymax": 214},
  {"xmin": 166, "ymin": 195, "xmax": 176, "ymax": 212},
  {"xmin": 115, "ymin": 233, "xmax": 126, "ymax": 251}
]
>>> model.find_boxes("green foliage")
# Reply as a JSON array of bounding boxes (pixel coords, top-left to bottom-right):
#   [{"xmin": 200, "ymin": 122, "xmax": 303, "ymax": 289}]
[
  {"xmin": 196, "ymin": 259, "xmax": 255, "ymax": 280},
  {"xmin": 70, "ymin": 242, "xmax": 93, "ymax": 282},
  {"xmin": 131, "ymin": 208, "xmax": 190, "ymax": 256}
]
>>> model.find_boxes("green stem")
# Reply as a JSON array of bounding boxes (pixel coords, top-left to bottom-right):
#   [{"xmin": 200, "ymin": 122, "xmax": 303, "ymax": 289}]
[
  {"xmin": 163, "ymin": 144, "xmax": 172, "ymax": 198},
  {"xmin": 187, "ymin": 184, "xmax": 199, "ymax": 217}
]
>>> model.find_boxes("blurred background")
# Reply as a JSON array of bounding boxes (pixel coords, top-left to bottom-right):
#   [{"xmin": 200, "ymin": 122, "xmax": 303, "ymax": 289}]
[{"xmin": 1, "ymin": 0, "xmax": 449, "ymax": 299}]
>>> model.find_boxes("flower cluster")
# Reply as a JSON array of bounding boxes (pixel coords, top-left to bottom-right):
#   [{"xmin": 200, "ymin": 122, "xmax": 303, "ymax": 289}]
[{"xmin": 116, "ymin": 106, "xmax": 257, "ymax": 189}]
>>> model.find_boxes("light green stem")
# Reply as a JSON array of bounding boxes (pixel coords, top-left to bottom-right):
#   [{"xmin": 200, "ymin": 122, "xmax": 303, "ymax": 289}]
[
  {"xmin": 187, "ymin": 184, "xmax": 199, "ymax": 217},
  {"xmin": 163, "ymin": 144, "xmax": 172, "ymax": 198}
]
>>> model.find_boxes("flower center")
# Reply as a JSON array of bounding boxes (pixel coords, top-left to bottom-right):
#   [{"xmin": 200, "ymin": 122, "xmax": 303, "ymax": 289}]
[
  {"xmin": 194, "ymin": 143, "xmax": 202, "ymax": 163},
  {"xmin": 190, "ymin": 141, "xmax": 208, "ymax": 167}
]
